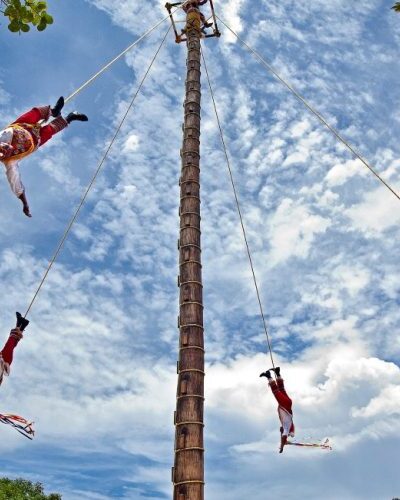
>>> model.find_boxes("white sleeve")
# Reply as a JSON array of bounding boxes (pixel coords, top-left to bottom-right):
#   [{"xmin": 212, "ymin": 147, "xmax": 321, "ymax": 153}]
[
  {"xmin": 0, "ymin": 128, "xmax": 14, "ymax": 144},
  {"xmin": 278, "ymin": 407, "xmax": 293, "ymax": 437},
  {"xmin": 4, "ymin": 160, "xmax": 25, "ymax": 197}
]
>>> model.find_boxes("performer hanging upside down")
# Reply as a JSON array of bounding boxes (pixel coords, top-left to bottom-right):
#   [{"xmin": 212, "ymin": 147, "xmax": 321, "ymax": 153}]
[
  {"xmin": 0, "ymin": 313, "xmax": 29, "ymax": 386},
  {"xmin": 0, "ymin": 97, "xmax": 88, "ymax": 217},
  {"xmin": 260, "ymin": 367, "xmax": 295, "ymax": 453}
]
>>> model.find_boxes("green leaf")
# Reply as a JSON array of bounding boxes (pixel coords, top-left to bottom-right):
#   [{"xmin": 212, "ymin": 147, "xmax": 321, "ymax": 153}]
[
  {"xmin": 0, "ymin": 478, "xmax": 61, "ymax": 499},
  {"xmin": 36, "ymin": 1, "xmax": 47, "ymax": 11},
  {"xmin": 8, "ymin": 19, "xmax": 20, "ymax": 32},
  {"xmin": 20, "ymin": 5, "xmax": 31, "ymax": 21},
  {"xmin": 4, "ymin": 6, "xmax": 17, "ymax": 16},
  {"xmin": 23, "ymin": 11, "xmax": 34, "ymax": 22},
  {"xmin": 3, "ymin": 0, "xmax": 53, "ymax": 34},
  {"xmin": 31, "ymin": 11, "xmax": 41, "ymax": 22}
]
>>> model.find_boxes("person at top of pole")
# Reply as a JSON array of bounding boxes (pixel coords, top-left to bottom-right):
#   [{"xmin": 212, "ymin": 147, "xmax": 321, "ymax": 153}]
[
  {"xmin": 181, "ymin": 0, "xmax": 213, "ymax": 34},
  {"xmin": 0, "ymin": 97, "xmax": 88, "ymax": 218},
  {"xmin": 260, "ymin": 366, "xmax": 295, "ymax": 453}
]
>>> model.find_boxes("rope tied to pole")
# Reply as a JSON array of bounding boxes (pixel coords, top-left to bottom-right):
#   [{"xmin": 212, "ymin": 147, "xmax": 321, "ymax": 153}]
[
  {"xmin": 216, "ymin": 15, "xmax": 400, "ymax": 203},
  {"xmin": 65, "ymin": 7, "xmax": 181, "ymax": 104},
  {"xmin": 201, "ymin": 47, "xmax": 276, "ymax": 369},
  {"xmin": 23, "ymin": 26, "xmax": 172, "ymax": 319}
]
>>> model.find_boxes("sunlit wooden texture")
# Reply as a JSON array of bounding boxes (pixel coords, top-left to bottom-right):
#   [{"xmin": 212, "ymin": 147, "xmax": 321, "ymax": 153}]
[{"xmin": 173, "ymin": 7, "xmax": 205, "ymax": 500}]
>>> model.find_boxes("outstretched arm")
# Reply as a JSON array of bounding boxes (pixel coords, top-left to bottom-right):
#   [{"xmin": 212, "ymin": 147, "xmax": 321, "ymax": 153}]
[
  {"xmin": 18, "ymin": 191, "xmax": 32, "ymax": 218},
  {"xmin": 279, "ymin": 433, "xmax": 288, "ymax": 453},
  {"xmin": 5, "ymin": 161, "xmax": 32, "ymax": 217}
]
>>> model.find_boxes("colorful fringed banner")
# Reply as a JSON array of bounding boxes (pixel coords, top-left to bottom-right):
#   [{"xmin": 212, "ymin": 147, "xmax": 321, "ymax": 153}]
[
  {"xmin": 287, "ymin": 438, "xmax": 332, "ymax": 450},
  {"xmin": 0, "ymin": 413, "xmax": 35, "ymax": 440}
]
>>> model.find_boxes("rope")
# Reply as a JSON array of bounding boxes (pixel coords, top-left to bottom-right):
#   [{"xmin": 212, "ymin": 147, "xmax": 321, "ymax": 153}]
[
  {"xmin": 65, "ymin": 7, "xmax": 181, "ymax": 103},
  {"xmin": 216, "ymin": 15, "xmax": 400, "ymax": 203},
  {"xmin": 201, "ymin": 47, "xmax": 275, "ymax": 369},
  {"xmin": 23, "ymin": 26, "xmax": 171, "ymax": 319}
]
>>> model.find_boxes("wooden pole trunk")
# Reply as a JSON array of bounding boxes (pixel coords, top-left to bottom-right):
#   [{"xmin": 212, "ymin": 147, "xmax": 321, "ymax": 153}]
[{"xmin": 173, "ymin": 6, "xmax": 204, "ymax": 500}]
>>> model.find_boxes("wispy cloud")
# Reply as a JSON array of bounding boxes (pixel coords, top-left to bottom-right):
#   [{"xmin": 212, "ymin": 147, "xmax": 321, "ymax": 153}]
[{"xmin": 0, "ymin": 0, "xmax": 399, "ymax": 498}]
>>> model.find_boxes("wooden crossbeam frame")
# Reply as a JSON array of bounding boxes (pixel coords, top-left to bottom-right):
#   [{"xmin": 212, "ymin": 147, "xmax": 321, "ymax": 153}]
[{"xmin": 165, "ymin": 0, "xmax": 221, "ymax": 43}]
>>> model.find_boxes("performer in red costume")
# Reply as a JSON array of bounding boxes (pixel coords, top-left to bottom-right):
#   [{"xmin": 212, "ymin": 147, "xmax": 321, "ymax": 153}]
[
  {"xmin": 260, "ymin": 367, "xmax": 295, "ymax": 453},
  {"xmin": 0, "ymin": 97, "xmax": 88, "ymax": 217},
  {"xmin": 0, "ymin": 313, "xmax": 29, "ymax": 386}
]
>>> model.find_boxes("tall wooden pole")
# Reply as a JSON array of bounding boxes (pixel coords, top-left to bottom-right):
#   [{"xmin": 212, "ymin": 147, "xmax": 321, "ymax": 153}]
[{"xmin": 173, "ymin": 4, "xmax": 204, "ymax": 500}]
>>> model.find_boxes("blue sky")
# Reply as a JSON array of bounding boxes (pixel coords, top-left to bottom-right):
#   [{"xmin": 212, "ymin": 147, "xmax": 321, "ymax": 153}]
[{"xmin": 0, "ymin": 0, "xmax": 400, "ymax": 498}]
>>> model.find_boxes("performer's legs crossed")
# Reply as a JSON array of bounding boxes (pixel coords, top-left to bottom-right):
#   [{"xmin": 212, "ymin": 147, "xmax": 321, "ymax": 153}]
[
  {"xmin": 1, "ymin": 329, "xmax": 22, "ymax": 366},
  {"xmin": 278, "ymin": 391, "xmax": 292, "ymax": 413},
  {"xmin": 269, "ymin": 379, "xmax": 292, "ymax": 413},
  {"xmin": 277, "ymin": 377, "xmax": 289, "ymax": 396},
  {"xmin": 13, "ymin": 106, "xmax": 51, "ymax": 125},
  {"xmin": 39, "ymin": 117, "xmax": 68, "ymax": 147}
]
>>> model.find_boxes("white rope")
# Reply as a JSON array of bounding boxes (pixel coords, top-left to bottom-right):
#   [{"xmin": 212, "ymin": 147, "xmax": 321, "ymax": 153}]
[
  {"xmin": 216, "ymin": 15, "xmax": 400, "ymax": 203},
  {"xmin": 24, "ymin": 26, "xmax": 171, "ymax": 318},
  {"xmin": 65, "ymin": 7, "xmax": 181, "ymax": 103},
  {"xmin": 201, "ymin": 47, "xmax": 276, "ymax": 369}
]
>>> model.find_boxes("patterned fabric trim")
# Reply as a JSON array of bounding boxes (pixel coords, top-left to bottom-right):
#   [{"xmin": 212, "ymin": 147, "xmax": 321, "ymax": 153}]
[
  {"xmin": 36, "ymin": 105, "xmax": 51, "ymax": 121},
  {"xmin": 7, "ymin": 125, "xmax": 35, "ymax": 161},
  {"xmin": 49, "ymin": 116, "xmax": 68, "ymax": 133}
]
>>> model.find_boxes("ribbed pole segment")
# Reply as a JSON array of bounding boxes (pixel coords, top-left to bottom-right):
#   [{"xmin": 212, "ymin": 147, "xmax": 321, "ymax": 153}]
[{"xmin": 172, "ymin": 6, "xmax": 204, "ymax": 500}]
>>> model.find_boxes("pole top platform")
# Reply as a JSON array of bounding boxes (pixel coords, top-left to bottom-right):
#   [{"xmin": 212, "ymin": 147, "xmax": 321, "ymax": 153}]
[{"xmin": 165, "ymin": 0, "xmax": 221, "ymax": 43}]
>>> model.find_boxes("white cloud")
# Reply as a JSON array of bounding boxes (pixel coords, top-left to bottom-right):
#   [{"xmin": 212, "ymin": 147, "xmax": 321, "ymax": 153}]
[
  {"xmin": 325, "ymin": 158, "xmax": 368, "ymax": 187},
  {"xmin": 346, "ymin": 186, "xmax": 400, "ymax": 234},
  {"xmin": 290, "ymin": 118, "xmax": 311, "ymax": 139},
  {"xmin": 351, "ymin": 385, "xmax": 400, "ymax": 419},
  {"xmin": 123, "ymin": 133, "xmax": 140, "ymax": 153},
  {"xmin": 1, "ymin": 0, "xmax": 400, "ymax": 498},
  {"xmin": 267, "ymin": 198, "xmax": 330, "ymax": 264}
]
